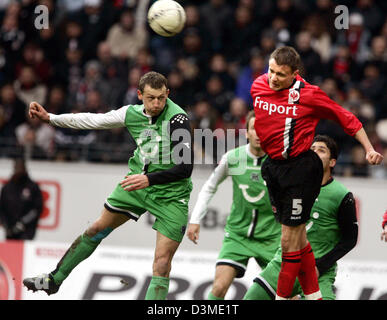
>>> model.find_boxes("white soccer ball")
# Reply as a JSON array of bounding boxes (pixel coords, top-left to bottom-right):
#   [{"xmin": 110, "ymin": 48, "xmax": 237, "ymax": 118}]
[{"xmin": 148, "ymin": 0, "xmax": 186, "ymax": 37}]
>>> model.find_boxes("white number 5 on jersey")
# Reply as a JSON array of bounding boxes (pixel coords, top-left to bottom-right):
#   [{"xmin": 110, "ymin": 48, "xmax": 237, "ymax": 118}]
[{"xmin": 292, "ymin": 198, "xmax": 302, "ymax": 215}]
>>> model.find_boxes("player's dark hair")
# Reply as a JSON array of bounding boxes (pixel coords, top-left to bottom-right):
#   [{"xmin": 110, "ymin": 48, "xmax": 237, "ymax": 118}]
[
  {"xmin": 138, "ymin": 71, "xmax": 168, "ymax": 93},
  {"xmin": 246, "ymin": 110, "xmax": 255, "ymax": 130},
  {"xmin": 270, "ymin": 46, "xmax": 301, "ymax": 72},
  {"xmin": 313, "ymin": 134, "xmax": 339, "ymax": 160}
]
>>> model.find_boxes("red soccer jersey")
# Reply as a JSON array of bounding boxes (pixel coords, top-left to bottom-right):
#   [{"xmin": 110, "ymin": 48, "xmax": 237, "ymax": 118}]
[{"xmin": 251, "ymin": 73, "xmax": 363, "ymax": 160}]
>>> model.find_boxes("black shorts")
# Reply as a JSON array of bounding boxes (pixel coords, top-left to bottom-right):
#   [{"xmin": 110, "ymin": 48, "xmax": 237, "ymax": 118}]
[{"xmin": 261, "ymin": 150, "xmax": 323, "ymax": 226}]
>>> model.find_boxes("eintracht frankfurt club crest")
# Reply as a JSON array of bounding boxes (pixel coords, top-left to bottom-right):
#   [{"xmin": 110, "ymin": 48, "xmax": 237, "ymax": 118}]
[{"xmin": 288, "ymin": 88, "xmax": 300, "ymax": 104}]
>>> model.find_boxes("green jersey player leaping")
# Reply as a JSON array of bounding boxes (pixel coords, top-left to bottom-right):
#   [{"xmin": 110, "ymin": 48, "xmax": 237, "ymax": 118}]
[
  {"xmin": 244, "ymin": 135, "xmax": 358, "ymax": 300},
  {"xmin": 187, "ymin": 111, "xmax": 281, "ymax": 300},
  {"xmin": 23, "ymin": 72, "xmax": 193, "ymax": 300}
]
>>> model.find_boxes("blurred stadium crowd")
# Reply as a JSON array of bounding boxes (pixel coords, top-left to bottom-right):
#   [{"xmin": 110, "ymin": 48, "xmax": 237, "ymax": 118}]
[{"xmin": 0, "ymin": 0, "xmax": 386, "ymax": 178}]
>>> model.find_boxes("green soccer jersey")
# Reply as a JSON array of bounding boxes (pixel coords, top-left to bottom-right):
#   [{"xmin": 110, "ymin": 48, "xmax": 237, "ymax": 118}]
[
  {"xmin": 124, "ymin": 98, "xmax": 192, "ymax": 198},
  {"xmin": 306, "ymin": 178, "xmax": 350, "ymax": 259},
  {"xmin": 225, "ymin": 146, "xmax": 281, "ymax": 240},
  {"xmin": 244, "ymin": 178, "xmax": 355, "ymax": 300},
  {"xmin": 190, "ymin": 144, "xmax": 280, "ymax": 241}
]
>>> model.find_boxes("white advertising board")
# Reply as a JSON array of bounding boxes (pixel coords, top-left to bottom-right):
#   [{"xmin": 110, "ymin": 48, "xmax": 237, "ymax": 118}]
[
  {"xmin": 17, "ymin": 241, "xmax": 387, "ymax": 300},
  {"xmin": 0, "ymin": 159, "xmax": 386, "ymax": 262}
]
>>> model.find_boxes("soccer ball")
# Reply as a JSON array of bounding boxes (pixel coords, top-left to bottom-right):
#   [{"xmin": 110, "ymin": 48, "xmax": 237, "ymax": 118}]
[{"xmin": 148, "ymin": 0, "xmax": 186, "ymax": 37}]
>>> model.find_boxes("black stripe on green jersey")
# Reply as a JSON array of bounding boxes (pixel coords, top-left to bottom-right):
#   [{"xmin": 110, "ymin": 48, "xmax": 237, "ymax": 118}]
[
  {"xmin": 103, "ymin": 202, "xmax": 139, "ymax": 221},
  {"xmin": 247, "ymin": 209, "xmax": 259, "ymax": 238},
  {"xmin": 146, "ymin": 112, "xmax": 193, "ymax": 185},
  {"xmin": 216, "ymin": 260, "xmax": 246, "ymax": 278},
  {"xmin": 253, "ymin": 276, "xmax": 276, "ymax": 300},
  {"xmin": 313, "ymin": 190, "xmax": 358, "ymax": 275}
]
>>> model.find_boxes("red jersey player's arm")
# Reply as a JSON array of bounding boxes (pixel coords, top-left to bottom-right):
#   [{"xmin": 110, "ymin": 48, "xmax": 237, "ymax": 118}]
[
  {"xmin": 306, "ymin": 87, "xmax": 384, "ymax": 165},
  {"xmin": 307, "ymin": 87, "xmax": 362, "ymax": 136},
  {"xmin": 353, "ymin": 128, "xmax": 384, "ymax": 165}
]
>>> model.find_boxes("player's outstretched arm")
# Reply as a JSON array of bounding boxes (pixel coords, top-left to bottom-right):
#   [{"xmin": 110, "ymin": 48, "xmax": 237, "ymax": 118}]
[
  {"xmin": 354, "ymin": 128, "xmax": 384, "ymax": 165},
  {"xmin": 31, "ymin": 103, "xmax": 127, "ymax": 130},
  {"xmin": 311, "ymin": 90, "xmax": 382, "ymax": 165},
  {"xmin": 29, "ymin": 101, "xmax": 50, "ymax": 123},
  {"xmin": 187, "ymin": 223, "xmax": 200, "ymax": 244}
]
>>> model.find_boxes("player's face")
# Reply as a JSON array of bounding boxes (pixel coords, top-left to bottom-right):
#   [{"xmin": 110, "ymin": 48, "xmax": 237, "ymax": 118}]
[
  {"xmin": 138, "ymin": 84, "xmax": 169, "ymax": 116},
  {"xmin": 246, "ymin": 117, "xmax": 261, "ymax": 150},
  {"xmin": 311, "ymin": 141, "xmax": 336, "ymax": 173},
  {"xmin": 268, "ymin": 58, "xmax": 298, "ymax": 91}
]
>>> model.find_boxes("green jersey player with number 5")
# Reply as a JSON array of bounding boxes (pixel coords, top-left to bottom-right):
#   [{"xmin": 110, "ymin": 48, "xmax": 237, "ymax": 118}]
[
  {"xmin": 187, "ymin": 111, "xmax": 281, "ymax": 300},
  {"xmin": 244, "ymin": 135, "xmax": 358, "ymax": 300}
]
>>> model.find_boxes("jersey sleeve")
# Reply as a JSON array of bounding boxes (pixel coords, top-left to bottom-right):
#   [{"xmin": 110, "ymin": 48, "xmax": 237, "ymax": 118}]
[
  {"xmin": 306, "ymin": 87, "xmax": 363, "ymax": 137},
  {"xmin": 146, "ymin": 113, "xmax": 193, "ymax": 185},
  {"xmin": 315, "ymin": 192, "xmax": 358, "ymax": 275},
  {"xmin": 189, "ymin": 154, "xmax": 229, "ymax": 224},
  {"xmin": 49, "ymin": 106, "xmax": 128, "ymax": 129},
  {"xmin": 382, "ymin": 209, "xmax": 387, "ymax": 228}
]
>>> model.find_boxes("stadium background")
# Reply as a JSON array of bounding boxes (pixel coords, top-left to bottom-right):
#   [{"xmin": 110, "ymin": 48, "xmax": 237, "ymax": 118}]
[{"xmin": 0, "ymin": 0, "xmax": 386, "ymax": 300}]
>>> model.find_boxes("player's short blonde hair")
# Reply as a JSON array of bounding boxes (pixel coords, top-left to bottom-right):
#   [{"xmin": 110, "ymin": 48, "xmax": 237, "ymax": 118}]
[
  {"xmin": 270, "ymin": 46, "xmax": 301, "ymax": 72},
  {"xmin": 138, "ymin": 71, "xmax": 168, "ymax": 93}
]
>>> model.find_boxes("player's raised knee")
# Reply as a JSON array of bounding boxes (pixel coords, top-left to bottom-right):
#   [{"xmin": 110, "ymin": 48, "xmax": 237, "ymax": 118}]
[
  {"xmin": 153, "ymin": 255, "xmax": 172, "ymax": 277},
  {"xmin": 212, "ymin": 281, "xmax": 229, "ymax": 298}
]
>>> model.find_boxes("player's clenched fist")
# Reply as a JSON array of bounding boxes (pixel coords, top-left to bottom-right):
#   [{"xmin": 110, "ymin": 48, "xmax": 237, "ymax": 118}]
[
  {"xmin": 366, "ymin": 150, "xmax": 384, "ymax": 165},
  {"xmin": 29, "ymin": 101, "xmax": 50, "ymax": 123}
]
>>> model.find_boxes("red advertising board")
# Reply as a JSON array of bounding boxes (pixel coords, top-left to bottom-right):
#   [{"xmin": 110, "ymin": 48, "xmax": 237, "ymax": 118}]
[
  {"xmin": 0, "ymin": 240, "xmax": 24, "ymax": 300},
  {"xmin": 0, "ymin": 179, "xmax": 61, "ymax": 230}
]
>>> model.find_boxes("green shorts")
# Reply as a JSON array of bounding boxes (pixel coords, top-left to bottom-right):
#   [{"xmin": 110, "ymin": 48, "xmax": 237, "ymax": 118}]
[
  {"xmin": 104, "ymin": 183, "xmax": 189, "ymax": 242},
  {"xmin": 253, "ymin": 248, "xmax": 337, "ymax": 300},
  {"xmin": 216, "ymin": 231, "xmax": 280, "ymax": 278}
]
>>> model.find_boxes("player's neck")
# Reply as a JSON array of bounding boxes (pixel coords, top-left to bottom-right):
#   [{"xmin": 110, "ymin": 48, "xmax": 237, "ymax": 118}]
[
  {"xmin": 249, "ymin": 146, "xmax": 265, "ymax": 158},
  {"xmin": 321, "ymin": 172, "xmax": 332, "ymax": 186}
]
